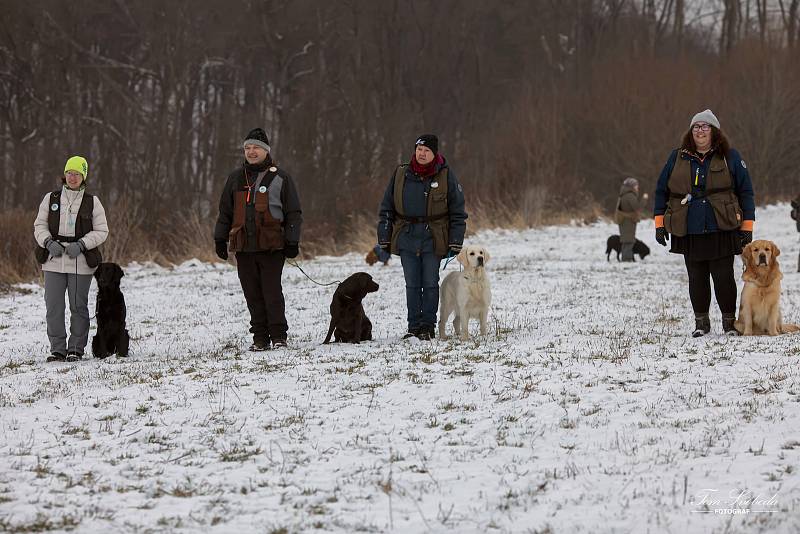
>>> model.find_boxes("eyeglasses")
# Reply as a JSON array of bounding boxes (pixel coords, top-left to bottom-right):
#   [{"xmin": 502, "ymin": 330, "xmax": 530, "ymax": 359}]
[{"xmin": 692, "ymin": 123, "xmax": 711, "ymax": 132}]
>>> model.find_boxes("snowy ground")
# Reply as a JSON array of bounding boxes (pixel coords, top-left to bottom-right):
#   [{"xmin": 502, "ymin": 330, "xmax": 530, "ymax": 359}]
[{"xmin": 1, "ymin": 204, "xmax": 799, "ymax": 533}]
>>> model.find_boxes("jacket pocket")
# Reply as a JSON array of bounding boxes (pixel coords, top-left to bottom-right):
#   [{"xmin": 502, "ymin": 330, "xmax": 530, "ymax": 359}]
[
  {"xmin": 229, "ymin": 226, "xmax": 245, "ymax": 252},
  {"xmin": 85, "ymin": 248, "xmax": 102, "ymax": 268},
  {"xmin": 663, "ymin": 201, "xmax": 688, "ymax": 237},
  {"xmin": 711, "ymin": 199, "xmax": 742, "ymax": 231}
]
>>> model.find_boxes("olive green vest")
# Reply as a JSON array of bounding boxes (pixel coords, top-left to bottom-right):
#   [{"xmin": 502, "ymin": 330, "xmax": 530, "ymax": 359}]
[
  {"xmin": 664, "ymin": 150, "xmax": 742, "ymax": 237},
  {"xmin": 391, "ymin": 165, "xmax": 450, "ymax": 256}
]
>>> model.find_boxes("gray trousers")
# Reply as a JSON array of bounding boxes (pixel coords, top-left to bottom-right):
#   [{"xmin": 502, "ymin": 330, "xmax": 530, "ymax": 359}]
[
  {"xmin": 44, "ymin": 271, "xmax": 93, "ymax": 355},
  {"xmin": 621, "ymin": 242, "xmax": 635, "ymax": 262}
]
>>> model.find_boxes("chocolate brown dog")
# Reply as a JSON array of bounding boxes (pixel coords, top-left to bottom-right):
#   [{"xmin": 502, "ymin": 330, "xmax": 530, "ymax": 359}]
[{"xmin": 323, "ymin": 272, "xmax": 379, "ymax": 344}]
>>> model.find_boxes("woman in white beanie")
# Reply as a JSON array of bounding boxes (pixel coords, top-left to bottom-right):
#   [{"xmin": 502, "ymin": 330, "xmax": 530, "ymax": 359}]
[
  {"xmin": 33, "ymin": 156, "xmax": 109, "ymax": 362},
  {"xmin": 652, "ymin": 110, "xmax": 755, "ymax": 337}
]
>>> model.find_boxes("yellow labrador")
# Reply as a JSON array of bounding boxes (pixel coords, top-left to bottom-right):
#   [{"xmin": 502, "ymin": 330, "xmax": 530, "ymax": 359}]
[
  {"xmin": 735, "ymin": 240, "xmax": 800, "ymax": 336},
  {"xmin": 439, "ymin": 245, "xmax": 492, "ymax": 340}
]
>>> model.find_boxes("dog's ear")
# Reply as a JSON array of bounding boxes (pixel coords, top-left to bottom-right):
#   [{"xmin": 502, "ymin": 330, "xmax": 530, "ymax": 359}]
[
  {"xmin": 771, "ymin": 241, "xmax": 780, "ymax": 258},
  {"xmin": 742, "ymin": 243, "xmax": 754, "ymax": 271},
  {"xmin": 482, "ymin": 249, "xmax": 490, "ymax": 265},
  {"xmin": 457, "ymin": 248, "xmax": 468, "ymax": 266},
  {"xmin": 114, "ymin": 264, "xmax": 124, "ymax": 284}
]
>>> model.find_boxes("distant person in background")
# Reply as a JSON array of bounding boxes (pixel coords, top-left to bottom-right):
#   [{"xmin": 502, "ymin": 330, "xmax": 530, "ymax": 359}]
[
  {"xmin": 34, "ymin": 156, "xmax": 109, "ymax": 362},
  {"xmin": 653, "ymin": 109, "xmax": 755, "ymax": 337},
  {"xmin": 214, "ymin": 128, "xmax": 303, "ymax": 351},
  {"xmin": 377, "ymin": 134, "xmax": 467, "ymax": 340},
  {"xmin": 791, "ymin": 196, "xmax": 800, "ymax": 272},
  {"xmin": 615, "ymin": 177, "xmax": 648, "ymax": 262}
]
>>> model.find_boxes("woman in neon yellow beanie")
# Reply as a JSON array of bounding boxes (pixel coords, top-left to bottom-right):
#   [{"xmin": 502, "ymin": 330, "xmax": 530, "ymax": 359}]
[{"xmin": 33, "ymin": 155, "xmax": 109, "ymax": 362}]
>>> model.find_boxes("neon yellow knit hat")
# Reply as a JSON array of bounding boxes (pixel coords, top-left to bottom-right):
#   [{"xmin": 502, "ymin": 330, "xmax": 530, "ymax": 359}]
[{"xmin": 64, "ymin": 156, "xmax": 88, "ymax": 180}]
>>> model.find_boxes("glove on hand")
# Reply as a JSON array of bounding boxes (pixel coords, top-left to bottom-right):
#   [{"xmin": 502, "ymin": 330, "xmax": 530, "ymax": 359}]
[
  {"xmin": 215, "ymin": 240, "xmax": 228, "ymax": 260},
  {"xmin": 64, "ymin": 241, "xmax": 84, "ymax": 259},
  {"xmin": 283, "ymin": 242, "xmax": 299, "ymax": 259},
  {"xmin": 45, "ymin": 238, "xmax": 64, "ymax": 257},
  {"xmin": 739, "ymin": 230, "xmax": 753, "ymax": 247},
  {"xmin": 655, "ymin": 227, "xmax": 669, "ymax": 247}
]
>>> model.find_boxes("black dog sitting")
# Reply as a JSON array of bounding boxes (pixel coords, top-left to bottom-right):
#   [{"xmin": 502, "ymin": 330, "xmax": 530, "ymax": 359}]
[
  {"xmin": 323, "ymin": 272, "xmax": 379, "ymax": 344},
  {"xmin": 92, "ymin": 262, "xmax": 130, "ymax": 358},
  {"xmin": 606, "ymin": 235, "xmax": 651, "ymax": 262}
]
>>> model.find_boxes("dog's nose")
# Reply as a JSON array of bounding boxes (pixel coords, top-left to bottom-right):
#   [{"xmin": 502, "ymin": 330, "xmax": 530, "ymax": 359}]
[
  {"xmin": 477, "ymin": 256, "xmax": 484, "ymax": 266},
  {"xmin": 758, "ymin": 254, "xmax": 767, "ymax": 265}
]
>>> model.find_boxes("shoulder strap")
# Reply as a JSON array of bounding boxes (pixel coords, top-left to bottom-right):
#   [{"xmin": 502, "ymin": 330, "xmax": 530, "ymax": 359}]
[
  {"xmin": 75, "ymin": 193, "xmax": 94, "ymax": 237},
  {"xmin": 48, "ymin": 190, "xmax": 61, "ymax": 239}
]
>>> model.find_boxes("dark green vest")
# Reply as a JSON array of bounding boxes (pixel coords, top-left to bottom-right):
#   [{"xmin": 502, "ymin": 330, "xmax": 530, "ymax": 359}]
[
  {"xmin": 664, "ymin": 151, "xmax": 742, "ymax": 237},
  {"xmin": 391, "ymin": 165, "xmax": 450, "ymax": 256}
]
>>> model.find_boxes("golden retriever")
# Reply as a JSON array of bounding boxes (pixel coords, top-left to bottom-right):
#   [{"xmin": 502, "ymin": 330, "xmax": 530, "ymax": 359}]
[
  {"xmin": 735, "ymin": 240, "xmax": 800, "ymax": 336},
  {"xmin": 438, "ymin": 245, "xmax": 492, "ymax": 340}
]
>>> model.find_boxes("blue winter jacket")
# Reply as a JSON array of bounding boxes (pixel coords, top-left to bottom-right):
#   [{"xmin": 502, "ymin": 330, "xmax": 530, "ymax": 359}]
[
  {"xmin": 377, "ymin": 157, "xmax": 467, "ymax": 255},
  {"xmin": 654, "ymin": 148, "xmax": 755, "ymax": 234}
]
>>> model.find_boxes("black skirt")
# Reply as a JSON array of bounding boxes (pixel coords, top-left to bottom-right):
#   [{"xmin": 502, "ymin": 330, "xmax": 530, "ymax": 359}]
[{"xmin": 670, "ymin": 230, "xmax": 742, "ymax": 261}]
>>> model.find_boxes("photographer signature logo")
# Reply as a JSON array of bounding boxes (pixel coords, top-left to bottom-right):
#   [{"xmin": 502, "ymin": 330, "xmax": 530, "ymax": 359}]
[{"xmin": 690, "ymin": 488, "xmax": 780, "ymax": 515}]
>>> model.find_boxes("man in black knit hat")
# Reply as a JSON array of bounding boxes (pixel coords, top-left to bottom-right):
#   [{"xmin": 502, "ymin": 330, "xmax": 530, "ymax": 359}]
[{"xmin": 214, "ymin": 128, "xmax": 303, "ymax": 350}]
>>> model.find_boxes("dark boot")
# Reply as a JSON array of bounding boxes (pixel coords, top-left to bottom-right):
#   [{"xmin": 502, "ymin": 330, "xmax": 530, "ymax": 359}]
[
  {"xmin": 248, "ymin": 339, "xmax": 271, "ymax": 352},
  {"xmin": 46, "ymin": 352, "xmax": 66, "ymax": 363},
  {"xmin": 65, "ymin": 352, "xmax": 82, "ymax": 362},
  {"xmin": 692, "ymin": 314, "xmax": 711, "ymax": 338},
  {"xmin": 416, "ymin": 325, "xmax": 435, "ymax": 340},
  {"xmin": 722, "ymin": 313, "xmax": 739, "ymax": 336},
  {"xmin": 403, "ymin": 327, "xmax": 420, "ymax": 339}
]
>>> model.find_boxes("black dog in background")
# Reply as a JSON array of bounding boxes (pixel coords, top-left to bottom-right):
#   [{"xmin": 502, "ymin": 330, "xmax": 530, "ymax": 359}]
[
  {"xmin": 323, "ymin": 272, "xmax": 379, "ymax": 344},
  {"xmin": 92, "ymin": 262, "xmax": 130, "ymax": 358},
  {"xmin": 606, "ymin": 235, "xmax": 651, "ymax": 262}
]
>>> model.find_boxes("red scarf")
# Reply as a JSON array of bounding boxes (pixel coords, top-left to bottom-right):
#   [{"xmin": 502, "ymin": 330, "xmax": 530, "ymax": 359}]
[{"xmin": 410, "ymin": 153, "xmax": 444, "ymax": 177}]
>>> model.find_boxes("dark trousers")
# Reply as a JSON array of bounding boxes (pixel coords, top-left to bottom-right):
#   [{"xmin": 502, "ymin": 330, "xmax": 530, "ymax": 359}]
[
  {"xmin": 684, "ymin": 255, "xmax": 737, "ymax": 315},
  {"xmin": 236, "ymin": 251, "xmax": 287, "ymax": 342},
  {"xmin": 400, "ymin": 252, "xmax": 441, "ymax": 330}
]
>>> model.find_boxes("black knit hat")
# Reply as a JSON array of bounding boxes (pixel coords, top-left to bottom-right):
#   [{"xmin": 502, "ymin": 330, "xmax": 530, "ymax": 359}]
[
  {"xmin": 415, "ymin": 134, "xmax": 438, "ymax": 155},
  {"xmin": 243, "ymin": 128, "xmax": 270, "ymax": 152}
]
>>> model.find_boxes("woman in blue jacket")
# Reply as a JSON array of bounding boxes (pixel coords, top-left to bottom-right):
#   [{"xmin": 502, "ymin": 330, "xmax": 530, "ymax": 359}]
[
  {"xmin": 653, "ymin": 110, "xmax": 755, "ymax": 337},
  {"xmin": 377, "ymin": 134, "xmax": 467, "ymax": 340}
]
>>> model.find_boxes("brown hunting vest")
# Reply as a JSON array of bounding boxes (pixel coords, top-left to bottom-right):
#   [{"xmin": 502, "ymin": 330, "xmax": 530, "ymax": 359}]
[
  {"xmin": 663, "ymin": 150, "xmax": 742, "ymax": 237},
  {"xmin": 228, "ymin": 171, "xmax": 284, "ymax": 253},
  {"xmin": 390, "ymin": 165, "xmax": 450, "ymax": 256},
  {"xmin": 34, "ymin": 190, "xmax": 102, "ymax": 267}
]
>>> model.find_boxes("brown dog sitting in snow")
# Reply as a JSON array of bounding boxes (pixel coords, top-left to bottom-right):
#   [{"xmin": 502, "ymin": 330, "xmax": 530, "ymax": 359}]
[
  {"xmin": 323, "ymin": 272, "xmax": 379, "ymax": 344},
  {"xmin": 735, "ymin": 240, "xmax": 800, "ymax": 336}
]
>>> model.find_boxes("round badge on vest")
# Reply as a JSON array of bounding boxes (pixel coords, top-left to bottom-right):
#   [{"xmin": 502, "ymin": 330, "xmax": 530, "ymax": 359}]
[
  {"xmin": 50, "ymin": 203, "xmax": 59, "ymax": 211},
  {"xmin": 258, "ymin": 186, "xmax": 267, "ymax": 193},
  {"xmin": 431, "ymin": 181, "xmax": 439, "ymax": 189},
  {"xmin": 269, "ymin": 166, "xmax": 277, "ymax": 172}
]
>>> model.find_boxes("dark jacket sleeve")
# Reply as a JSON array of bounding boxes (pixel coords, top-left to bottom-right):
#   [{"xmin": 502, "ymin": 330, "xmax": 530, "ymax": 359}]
[
  {"xmin": 280, "ymin": 172, "xmax": 303, "ymax": 244},
  {"xmin": 213, "ymin": 173, "xmax": 236, "ymax": 242},
  {"xmin": 446, "ymin": 167, "xmax": 467, "ymax": 247},
  {"xmin": 726, "ymin": 149, "xmax": 755, "ymax": 222},
  {"xmin": 377, "ymin": 171, "xmax": 397, "ymax": 246},
  {"xmin": 654, "ymin": 150, "xmax": 678, "ymax": 217}
]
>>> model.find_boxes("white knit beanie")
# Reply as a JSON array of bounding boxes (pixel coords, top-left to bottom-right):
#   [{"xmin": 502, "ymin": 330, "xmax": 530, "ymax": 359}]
[{"xmin": 689, "ymin": 109, "xmax": 720, "ymax": 130}]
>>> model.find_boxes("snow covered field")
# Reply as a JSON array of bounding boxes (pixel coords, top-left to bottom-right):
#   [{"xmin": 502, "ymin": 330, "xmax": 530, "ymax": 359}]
[{"xmin": 1, "ymin": 204, "xmax": 799, "ymax": 533}]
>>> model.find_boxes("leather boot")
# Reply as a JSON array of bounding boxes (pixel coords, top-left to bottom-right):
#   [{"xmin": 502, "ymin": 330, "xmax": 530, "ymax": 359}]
[{"xmin": 692, "ymin": 314, "xmax": 711, "ymax": 338}]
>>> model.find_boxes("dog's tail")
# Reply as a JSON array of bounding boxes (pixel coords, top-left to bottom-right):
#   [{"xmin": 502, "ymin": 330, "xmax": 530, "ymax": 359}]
[{"xmin": 780, "ymin": 323, "xmax": 800, "ymax": 334}]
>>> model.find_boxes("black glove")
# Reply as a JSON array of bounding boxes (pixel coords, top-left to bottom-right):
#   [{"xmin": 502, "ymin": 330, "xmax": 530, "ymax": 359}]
[
  {"xmin": 447, "ymin": 245, "xmax": 462, "ymax": 258},
  {"xmin": 655, "ymin": 227, "xmax": 668, "ymax": 247},
  {"xmin": 215, "ymin": 240, "xmax": 228, "ymax": 260},
  {"xmin": 739, "ymin": 230, "xmax": 752, "ymax": 247},
  {"xmin": 283, "ymin": 242, "xmax": 299, "ymax": 259}
]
